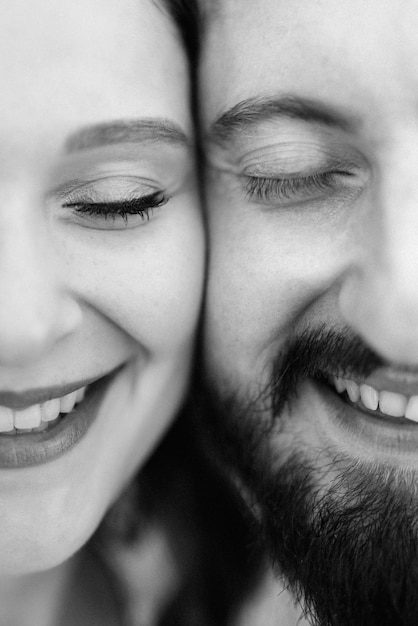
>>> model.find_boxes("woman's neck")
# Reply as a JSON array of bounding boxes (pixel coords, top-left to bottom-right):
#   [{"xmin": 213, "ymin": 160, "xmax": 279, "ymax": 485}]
[{"xmin": 0, "ymin": 558, "xmax": 76, "ymax": 626}]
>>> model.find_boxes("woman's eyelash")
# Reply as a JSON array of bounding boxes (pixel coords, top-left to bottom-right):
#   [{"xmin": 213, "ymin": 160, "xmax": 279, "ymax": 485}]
[
  {"xmin": 245, "ymin": 171, "xmax": 345, "ymax": 201},
  {"xmin": 63, "ymin": 190, "xmax": 169, "ymax": 222}
]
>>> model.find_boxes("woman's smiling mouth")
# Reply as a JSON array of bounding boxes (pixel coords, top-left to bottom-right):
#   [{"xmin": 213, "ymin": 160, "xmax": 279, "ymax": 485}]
[
  {"xmin": 0, "ymin": 385, "xmax": 87, "ymax": 434},
  {"xmin": 0, "ymin": 367, "xmax": 122, "ymax": 468}
]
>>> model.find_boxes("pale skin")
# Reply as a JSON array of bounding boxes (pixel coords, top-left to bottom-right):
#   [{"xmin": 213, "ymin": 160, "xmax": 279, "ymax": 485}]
[
  {"xmin": 0, "ymin": 0, "xmax": 203, "ymax": 624},
  {"xmin": 201, "ymin": 0, "xmax": 418, "ymax": 623}
]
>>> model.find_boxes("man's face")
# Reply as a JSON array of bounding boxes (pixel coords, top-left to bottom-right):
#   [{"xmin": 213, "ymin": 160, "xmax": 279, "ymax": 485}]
[{"xmin": 201, "ymin": 1, "xmax": 418, "ymax": 624}]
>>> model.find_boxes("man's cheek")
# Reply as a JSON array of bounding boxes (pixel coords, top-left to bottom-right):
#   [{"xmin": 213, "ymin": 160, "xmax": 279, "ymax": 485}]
[{"xmin": 205, "ymin": 268, "xmax": 291, "ymax": 386}]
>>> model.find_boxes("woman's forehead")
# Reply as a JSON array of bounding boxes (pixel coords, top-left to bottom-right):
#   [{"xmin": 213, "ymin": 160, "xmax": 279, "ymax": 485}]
[{"xmin": 0, "ymin": 0, "xmax": 191, "ymax": 161}]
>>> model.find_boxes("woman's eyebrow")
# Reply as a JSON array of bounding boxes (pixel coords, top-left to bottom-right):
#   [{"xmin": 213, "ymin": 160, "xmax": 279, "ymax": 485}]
[{"xmin": 64, "ymin": 118, "xmax": 190, "ymax": 153}]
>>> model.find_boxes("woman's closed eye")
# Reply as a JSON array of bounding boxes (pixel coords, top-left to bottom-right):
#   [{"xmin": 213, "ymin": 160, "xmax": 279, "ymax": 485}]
[
  {"xmin": 56, "ymin": 175, "xmax": 170, "ymax": 230},
  {"xmin": 63, "ymin": 191, "xmax": 169, "ymax": 228}
]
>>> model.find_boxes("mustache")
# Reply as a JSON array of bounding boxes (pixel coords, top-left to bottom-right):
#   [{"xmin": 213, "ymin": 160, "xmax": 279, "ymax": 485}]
[{"xmin": 269, "ymin": 325, "xmax": 385, "ymax": 415}]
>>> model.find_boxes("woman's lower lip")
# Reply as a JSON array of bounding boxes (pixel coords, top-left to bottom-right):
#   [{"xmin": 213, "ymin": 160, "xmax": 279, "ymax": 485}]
[
  {"xmin": 0, "ymin": 368, "xmax": 120, "ymax": 469},
  {"xmin": 310, "ymin": 378, "xmax": 418, "ymax": 464}
]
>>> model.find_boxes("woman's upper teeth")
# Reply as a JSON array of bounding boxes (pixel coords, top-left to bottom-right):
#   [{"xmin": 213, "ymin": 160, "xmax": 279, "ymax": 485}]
[
  {"xmin": 333, "ymin": 377, "xmax": 418, "ymax": 422},
  {"xmin": 0, "ymin": 386, "xmax": 86, "ymax": 433}
]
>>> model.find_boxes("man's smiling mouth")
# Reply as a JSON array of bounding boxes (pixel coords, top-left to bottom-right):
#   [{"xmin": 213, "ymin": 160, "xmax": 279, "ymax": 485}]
[
  {"xmin": 303, "ymin": 370, "xmax": 418, "ymax": 464},
  {"xmin": 268, "ymin": 327, "xmax": 418, "ymax": 459},
  {"xmin": 330, "ymin": 376, "xmax": 418, "ymax": 424}
]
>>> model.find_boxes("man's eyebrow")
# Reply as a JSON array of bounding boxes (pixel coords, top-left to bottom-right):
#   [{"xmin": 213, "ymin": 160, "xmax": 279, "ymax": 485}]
[
  {"xmin": 207, "ymin": 96, "xmax": 359, "ymax": 146},
  {"xmin": 65, "ymin": 118, "xmax": 190, "ymax": 153}
]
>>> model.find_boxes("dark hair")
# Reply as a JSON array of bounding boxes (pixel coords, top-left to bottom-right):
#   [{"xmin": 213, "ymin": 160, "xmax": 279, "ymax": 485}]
[{"xmin": 161, "ymin": 0, "xmax": 200, "ymax": 65}]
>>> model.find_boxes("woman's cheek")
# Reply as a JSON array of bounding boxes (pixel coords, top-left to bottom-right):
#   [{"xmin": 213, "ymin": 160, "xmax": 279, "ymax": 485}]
[{"xmin": 60, "ymin": 202, "xmax": 204, "ymax": 354}]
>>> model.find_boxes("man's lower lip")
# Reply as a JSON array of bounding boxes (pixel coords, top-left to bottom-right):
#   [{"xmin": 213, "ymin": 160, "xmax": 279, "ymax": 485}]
[{"xmin": 0, "ymin": 369, "xmax": 119, "ymax": 469}]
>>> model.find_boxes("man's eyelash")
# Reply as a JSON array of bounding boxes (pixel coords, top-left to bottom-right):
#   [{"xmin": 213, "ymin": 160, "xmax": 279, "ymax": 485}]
[
  {"xmin": 245, "ymin": 172, "xmax": 343, "ymax": 201},
  {"xmin": 63, "ymin": 191, "xmax": 169, "ymax": 222}
]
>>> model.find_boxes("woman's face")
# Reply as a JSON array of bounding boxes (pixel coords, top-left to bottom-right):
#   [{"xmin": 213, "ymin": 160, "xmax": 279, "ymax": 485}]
[{"xmin": 0, "ymin": 0, "xmax": 203, "ymax": 574}]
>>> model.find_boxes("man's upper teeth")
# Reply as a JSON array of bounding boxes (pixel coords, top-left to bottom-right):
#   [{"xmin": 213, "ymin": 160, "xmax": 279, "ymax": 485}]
[
  {"xmin": 0, "ymin": 385, "xmax": 87, "ymax": 433},
  {"xmin": 334, "ymin": 377, "xmax": 418, "ymax": 422}
]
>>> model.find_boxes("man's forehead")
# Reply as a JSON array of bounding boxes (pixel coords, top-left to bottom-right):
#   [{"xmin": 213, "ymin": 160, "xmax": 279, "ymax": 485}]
[
  {"xmin": 204, "ymin": 0, "xmax": 414, "ymax": 32},
  {"xmin": 201, "ymin": 0, "xmax": 418, "ymax": 130}
]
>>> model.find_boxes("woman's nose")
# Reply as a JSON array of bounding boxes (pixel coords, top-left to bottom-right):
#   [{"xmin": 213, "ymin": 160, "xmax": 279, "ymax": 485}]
[
  {"xmin": 339, "ymin": 133, "xmax": 418, "ymax": 364},
  {"xmin": 0, "ymin": 202, "xmax": 82, "ymax": 365}
]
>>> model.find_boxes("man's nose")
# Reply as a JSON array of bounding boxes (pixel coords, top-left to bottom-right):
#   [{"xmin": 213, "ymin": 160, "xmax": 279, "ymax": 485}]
[
  {"xmin": 0, "ymin": 204, "xmax": 82, "ymax": 365},
  {"xmin": 339, "ymin": 133, "xmax": 418, "ymax": 364}
]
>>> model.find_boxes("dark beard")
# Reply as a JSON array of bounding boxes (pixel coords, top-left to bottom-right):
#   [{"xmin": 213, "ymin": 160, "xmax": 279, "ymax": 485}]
[{"xmin": 200, "ymin": 326, "xmax": 418, "ymax": 626}]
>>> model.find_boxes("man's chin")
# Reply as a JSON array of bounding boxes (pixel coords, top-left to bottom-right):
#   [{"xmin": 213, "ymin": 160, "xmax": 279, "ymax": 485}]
[{"xmin": 259, "ymin": 448, "xmax": 418, "ymax": 626}]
